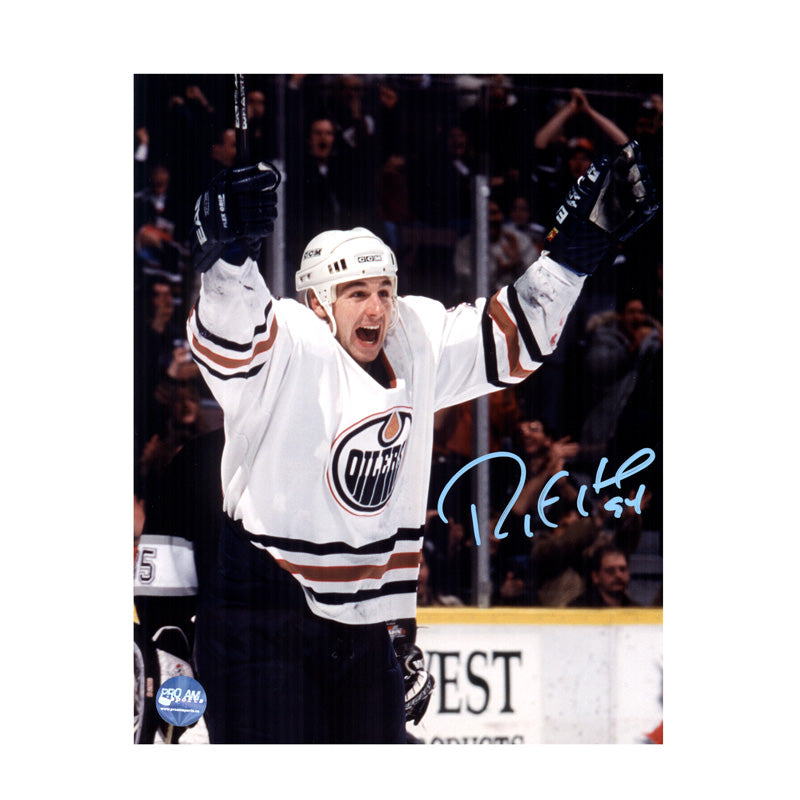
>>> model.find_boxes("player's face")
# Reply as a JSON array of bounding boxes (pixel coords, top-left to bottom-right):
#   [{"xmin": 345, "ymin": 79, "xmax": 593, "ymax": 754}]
[{"xmin": 330, "ymin": 277, "xmax": 394, "ymax": 365}]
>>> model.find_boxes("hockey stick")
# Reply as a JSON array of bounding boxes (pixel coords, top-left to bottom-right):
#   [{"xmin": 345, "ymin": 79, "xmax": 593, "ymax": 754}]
[{"xmin": 234, "ymin": 74, "xmax": 249, "ymax": 165}]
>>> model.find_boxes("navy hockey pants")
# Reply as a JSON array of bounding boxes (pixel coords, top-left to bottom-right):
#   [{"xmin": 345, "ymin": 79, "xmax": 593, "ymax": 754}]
[{"xmin": 193, "ymin": 517, "xmax": 406, "ymax": 744}]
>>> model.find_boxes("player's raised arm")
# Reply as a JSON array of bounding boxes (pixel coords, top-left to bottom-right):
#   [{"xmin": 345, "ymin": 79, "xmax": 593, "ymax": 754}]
[
  {"xmin": 186, "ymin": 163, "xmax": 282, "ymax": 393},
  {"xmin": 497, "ymin": 139, "xmax": 659, "ymax": 372},
  {"xmin": 434, "ymin": 140, "xmax": 660, "ymax": 405}
]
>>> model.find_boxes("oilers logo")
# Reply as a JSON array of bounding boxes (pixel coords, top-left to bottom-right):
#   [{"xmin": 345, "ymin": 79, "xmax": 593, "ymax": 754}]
[{"xmin": 329, "ymin": 408, "xmax": 412, "ymax": 515}]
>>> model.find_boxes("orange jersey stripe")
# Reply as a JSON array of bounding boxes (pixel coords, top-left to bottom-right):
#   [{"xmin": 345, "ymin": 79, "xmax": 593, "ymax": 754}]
[
  {"xmin": 488, "ymin": 294, "xmax": 535, "ymax": 380},
  {"xmin": 275, "ymin": 551, "xmax": 421, "ymax": 583},
  {"xmin": 190, "ymin": 316, "xmax": 278, "ymax": 369}
]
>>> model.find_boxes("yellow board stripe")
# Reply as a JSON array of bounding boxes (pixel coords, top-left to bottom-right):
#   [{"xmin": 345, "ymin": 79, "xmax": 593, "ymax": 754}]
[{"xmin": 417, "ymin": 607, "xmax": 662, "ymax": 626}]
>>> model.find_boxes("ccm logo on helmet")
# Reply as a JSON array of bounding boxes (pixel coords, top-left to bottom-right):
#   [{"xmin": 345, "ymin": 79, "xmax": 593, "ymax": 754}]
[
  {"xmin": 328, "ymin": 408, "xmax": 412, "ymax": 515},
  {"xmin": 303, "ymin": 248, "xmax": 322, "ymax": 260},
  {"xmin": 357, "ymin": 254, "xmax": 384, "ymax": 263}
]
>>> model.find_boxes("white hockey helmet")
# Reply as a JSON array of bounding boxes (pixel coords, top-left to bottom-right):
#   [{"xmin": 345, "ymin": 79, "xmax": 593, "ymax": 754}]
[{"xmin": 295, "ymin": 227, "xmax": 398, "ymax": 335}]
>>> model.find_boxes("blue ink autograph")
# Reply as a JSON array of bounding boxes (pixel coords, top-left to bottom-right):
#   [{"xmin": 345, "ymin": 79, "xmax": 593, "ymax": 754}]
[{"xmin": 436, "ymin": 447, "xmax": 656, "ymax": 546}]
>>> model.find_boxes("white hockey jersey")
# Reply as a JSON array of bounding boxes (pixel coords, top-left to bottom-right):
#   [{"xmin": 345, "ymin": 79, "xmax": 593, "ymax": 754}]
[{"xmin": 187, "ymin": 254, "xmax": 584, "ymax": 625}]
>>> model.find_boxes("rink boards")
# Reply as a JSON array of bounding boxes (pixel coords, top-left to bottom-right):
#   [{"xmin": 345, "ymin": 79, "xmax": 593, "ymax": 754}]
[{"xmin": 412, "ymin": 607, "xmax": 663, "ymax": 745}]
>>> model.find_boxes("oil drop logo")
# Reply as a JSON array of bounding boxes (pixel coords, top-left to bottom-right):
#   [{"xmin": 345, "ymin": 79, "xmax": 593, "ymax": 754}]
[{"xmin": 328, "ymin": 408, "xmax": 412, "ymax": 515}]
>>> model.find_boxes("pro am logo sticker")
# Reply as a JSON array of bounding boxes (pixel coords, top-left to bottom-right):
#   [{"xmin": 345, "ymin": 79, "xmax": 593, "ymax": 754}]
[
  {"xmin": 155, "ymin": 676, "xmax": 207, "ymax": 727},
  {"xmin": 328, "ymin": 407, "xmax": 412, "ymax": 515}
]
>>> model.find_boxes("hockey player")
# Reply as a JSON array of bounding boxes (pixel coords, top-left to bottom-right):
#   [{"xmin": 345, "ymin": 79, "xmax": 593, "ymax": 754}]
[{"xmin": 185, "ymin": 143, "xmax": 658, "ymax": 743}]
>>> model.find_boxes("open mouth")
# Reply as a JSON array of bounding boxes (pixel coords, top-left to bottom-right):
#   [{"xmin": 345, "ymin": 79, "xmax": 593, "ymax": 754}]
[{"xmin": 356, "ymin": 325, "xmax": 381, "ymax": 345}]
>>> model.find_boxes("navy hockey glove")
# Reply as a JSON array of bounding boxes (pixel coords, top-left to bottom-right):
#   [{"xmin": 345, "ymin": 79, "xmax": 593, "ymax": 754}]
[
  {"xmin": 545, "ymin": 140, "xmax": 659, "ymax": 275},
  {"xmin": 389, "ymin": 619, "xmax": 435, "ymax": 725},
  {"xmin": 191, "ymin": 162, "xmax": 281, "ymax": 273}
]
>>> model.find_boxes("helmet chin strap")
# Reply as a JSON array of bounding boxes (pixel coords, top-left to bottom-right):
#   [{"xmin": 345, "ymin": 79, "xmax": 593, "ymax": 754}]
[{"xmin": 307, "ymin": 287, "xmax": 338, "ymax": 337}]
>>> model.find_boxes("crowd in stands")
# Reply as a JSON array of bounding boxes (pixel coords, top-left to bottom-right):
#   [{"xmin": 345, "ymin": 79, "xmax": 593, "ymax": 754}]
[{"xmin": 134, "ymin": 74, "xmax": 663, "ymax": 609}]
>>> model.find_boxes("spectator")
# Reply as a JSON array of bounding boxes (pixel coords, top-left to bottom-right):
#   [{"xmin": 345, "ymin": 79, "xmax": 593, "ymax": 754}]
[
  {"xmin": 631, "ymin": 93, "xmax": 663, "ymax": 193},
  {"xmin": 427, "ymin": 389, "xmax": 519, "ymax": 603},
  {"xmin": 618, "ymin": 93, "xmax": 663, "ymax": 288},
  {"xmin": 495, "ymin": 500, "xmax": 596, "ymax": 606},
  {"xmin": 377, "ymin": 154, "xmax": 412, "ymax": 252},
  {"xmin": 460, "ymin": 75, "xmax": 525, "ymax": 201},
  {"xmin": 579, "ymin": 292, "xmax": 663, "ymax": 466},
  {"xmin": 490, "ymin": 406, "xmax": 650, "ymax": 607},
  {"xmin": 137, "ymin": 337, "xmax": 216, "ymax": 500},
  {"xmin": 288, "ymin": 114, "xmax": 346, "ymax": 267},
  {"xmin": 532, "ymin": 87, "xmax": 629, "ymax": 158},
  {"xmin": 134, "ymin": 276, "xmax": 187, "ymax": 457},
  {"xmin": 134, "ymin": 488, "xmax": 146, "ymax": 553},
  {"xmin": 134, "ymin": 163, "xmax": 178, "ymax": 234},
  {"xmin": 246, "ymin": 87, "xmax": 277, "ymax": 164},
  {"xmin": 633, "ymin": 94, "xmax": 663, "ymax": 140},
  {"xmin": 416, "ymin": 549, "xmax": 435, "ymax": 606},
  {"xmin": 134, "ymin": 227, "xmax": 182, "ymax": 281},
  {"xmin": 160, "ymin": 81, "xmax": 219, "ymax": 220},
  {"xmin": 207, "ymin": 126, "xmax": 237, "ymax": 173},
  {"xmin": 452, "ymin": 196, "xmax": 539, "ymax": 303},
  {"xmin": 417, "ymin": 510, "xmax": 471, "ymax": 606},
  {"xmin": 375, "ymin": 78, "xmax": 407, "ymax": 165},
  {"xmin": 331, "ymin": 75, "xmax": 377, "ymax": 152},
  {"xmin": 134, "ymin": 163, "xmax": 188, "ymax": 262},
  {"xmin": 134, "ymin": 126, "xmax": 150, "ymax": 192},
  {"xmin": 330, "ymin": 75, "xmax": 381, "ymax": 230},
  {"xmin": 138, "ymin": 380, "xmax": 203, "ymax": 485},
  {"xmin": 425, "ymin": 389, "xmax": 518, "ymax": 602},
  {"xmin": 430, "ymin": 388, "xmax": 519, "ymax": 527},
  {"xmin": 373, "ymin": 83, "xmax": 413, "ymax": 250},
  {"xmin": 490, "ymin": 416, "xmax": 584, "ymax": 605},
  {"xmin": 509, "ymin": 418, "xmax": 581, "ymax": 523},
  {"xmin": 568, "ymin": 542, "xmax": 639, "ymax": 607},
  {"xmin": 531, "ymin": 500, "xmax": 597, "ymax": 608},
  {"xmin": 412, "ymin": 124, "xmax": 477, "ymax": 234},
  {"xmin": 507, "ymin": 193, "xmax": 546, "ymax": 250},
  {"xmin": 495, "ymin": 484, "xmax": 648, "ymax": 607},
  {"xmin": 186, "ymin": 121, "xmax": 240, "ymax": 214},
  {"xmin": 528, "ymin": 87, "xmax": 630, "ymax": 225}
]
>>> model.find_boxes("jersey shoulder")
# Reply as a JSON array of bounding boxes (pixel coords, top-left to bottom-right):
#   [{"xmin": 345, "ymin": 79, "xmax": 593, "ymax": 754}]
[
  {"xmin": 395, "ymin": 293, "xmax": 451, "ymax": 334},
  {"xmin": 274, "ymin": 295, "xmax": 339, "ymax": 354}
]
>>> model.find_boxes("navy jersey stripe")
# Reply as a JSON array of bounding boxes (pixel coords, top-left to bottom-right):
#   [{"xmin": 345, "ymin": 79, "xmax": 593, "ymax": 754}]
[
  {"xmin": 194, "ymin": 298, "xmax": 272, "ymax": 352},
  {"xmin": 305, "ymin": 580, "xmax": 419, "ymax": 606},
  {"xmin": 506, "ymin": 285, "xmax": 549, "ymax": 362},
  {"xmin": 480, "ymin": 303, "xmax": 514, "ymax": 388},
  {"xmin": 235, "ymin": 517, "xmax": 424, "ymax": 557}
]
